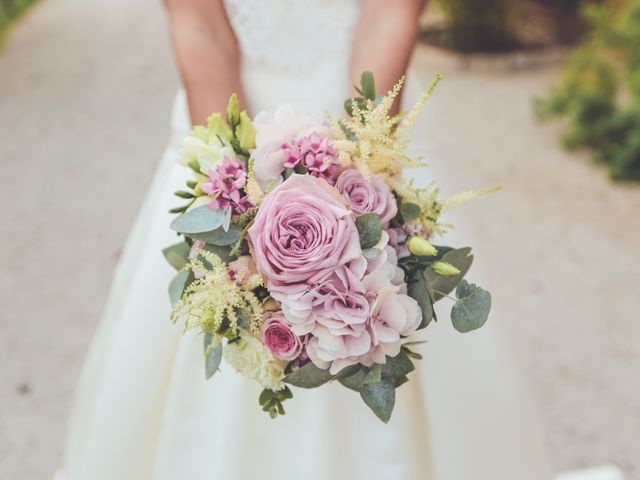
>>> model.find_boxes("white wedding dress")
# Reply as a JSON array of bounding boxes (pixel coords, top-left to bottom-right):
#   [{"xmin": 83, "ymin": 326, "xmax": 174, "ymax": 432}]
[{"xmin": 58, "ymin": 1, "xmax": 554, "ymax": 479}]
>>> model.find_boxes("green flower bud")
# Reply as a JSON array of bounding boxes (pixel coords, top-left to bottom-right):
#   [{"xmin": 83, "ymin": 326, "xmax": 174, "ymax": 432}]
[
  {"xmin": 207, "ymin": 113, "xmax": 233, "ymax": 142},
  {"xmin": 226, "ymin": 93, "xmax": 241, "ymax": 127},
  {"xmin": 237, "ymin": 111, "xmax": 256, "ymax": 152},
  {"xmin": 431, "ymin": 261, "xmax": 461, "ymax": 277},
  {"xmin": 407, "ymin": 236, "xmax": 437, "ymax": 257}
]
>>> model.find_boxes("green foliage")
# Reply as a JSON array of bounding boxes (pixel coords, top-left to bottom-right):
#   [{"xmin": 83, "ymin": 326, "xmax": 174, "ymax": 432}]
[
  {"xmin": 162, "ymin": 241, "xmax": 191, "ymax": 271},
  {"xmin": 203, "ymin": 333, "xmax": 222, "ymax": 379},
  {"xmin": 169, "ymin": 205, "xmax": 228, "ymax": 235},
  {"xmin": 283, "ymin": 362, "xmax": 333, "ymax": 388},
  {"xmin": 451, "ymin": 280, "xmax": 492, "ymax": 333},
  {"xmin": 259, "ymin": 386, "xmax": 293, "ymax": 419},
  {"xmin": 360, "ymin": 380, "xmax": 396, "ymax": 423},
  {"xmin": 438, "ymin": 0, "xmax": 518, "ymax": 53},
  {"xmin": 355, "ymin": 213, "xmax": 382, "ymax": 249},
  {"xmin": 424, "ymin": 247, "xmax": 474, "ymax": 301},
  {"xmin": 0, "ymin": 0, "xmax": 38, "ymax": 44},
  {"xmin": 406, "ymin": 269, "xmax": 436, "ymax": 329},
  {"xmin": 168, "ymin": 269, "xmax": 193, "ymax": 306},
  {"xmin": 537, "ymin": 0, "xmax": 640, "ymax": 182}
]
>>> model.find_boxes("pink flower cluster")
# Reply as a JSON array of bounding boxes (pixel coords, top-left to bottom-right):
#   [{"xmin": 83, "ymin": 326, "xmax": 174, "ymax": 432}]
[
  {"xmin": 201, "ymin": 157, "xmax": 253, "ymax": 215},
  {"xmin": 248, "ymin": 174, "xmax": 421, "ymax": 374},
  {"xmin": 282, "ymin": 133, "xmax": 339, "ymax": 183}
]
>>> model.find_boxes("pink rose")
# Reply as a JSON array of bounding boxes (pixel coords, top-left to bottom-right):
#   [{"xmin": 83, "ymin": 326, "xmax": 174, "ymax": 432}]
[
  {"xmin": 251, "ymin": 105, "xmax": 326, "ymax": 189},
  {"xmin": 247, "ymin": 174, "xmax": 362, "ymax": 301},
  {"xmin": 260, "ymin": 313, "xmax": 303, "ymax": 361},
  {"xmin": 335, "ymin": 169, "xmax": 398, "ymax": 224}
]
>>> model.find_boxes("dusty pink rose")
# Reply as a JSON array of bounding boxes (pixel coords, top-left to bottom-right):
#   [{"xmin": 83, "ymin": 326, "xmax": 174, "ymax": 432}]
[
  {"xmin": 247, "ymin": 174, "xmax": 362, "ymax": 301},
  {"xmin": 260, "ymin": 313, "xmax": 303, "ymax": 361},
  {"xmin": 335, "ymin": 169, "xmax": 398, "ymax": 224}
]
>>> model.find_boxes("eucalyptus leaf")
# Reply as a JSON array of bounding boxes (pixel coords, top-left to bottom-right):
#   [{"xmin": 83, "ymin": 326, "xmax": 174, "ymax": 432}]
[
  {"xmin": 201, "ymin": 244, "xmax": 237, "ymax": 263},
  {"xmin": 168, "ymin": 269, "xmax": 193, "ymax": 306},
  {"xmin": 162, "ymin": 241, "xmax": 190, "ymax": 270},
  {"xmin": 338, "ymin": 368, "xmax": 367, "ymax": 391},
  {"xmin": 394, "ymin": 375, "xmax": 409, "ymax": 388},
  {"xmin": 338, "ymin": 364, "xmax": 381, "ymax": 391},
  {"xmin": 284, "ymin": 362, "xmax": 333, "ymax": 388},
  {"xmin": 360, "ymin": 71, "xmax": 376, "ymax": 101},
  {"xmin": 407, "ymin": 270, "xmax": 435, "ymax": 329},
  {"xmin": 402, "ymin": 346, "xmax": 423, "ymax": 361},
  {"xmin": 204, "ymin": 333, "xmax": 223, "ymax": 379},
  {"xmin": 222, "ymin": 208, "xmax": 232, "ymax": 232},
  {"xmin": 344, "ymin": 97, "xmax": 366, "ymax": 117},
  {"xmin": 451, "ymin": 280, "xmax": 492, "ymax": 333},
  {"xmin": 360, "ymin": 380, "xmax": 396, "ymax": 423},
  {"xmin": 355, "ymin": 213, "xmax": 382, "ymax": 249},
  {"xmin": 333, "ymin": 364, "xmax": 362, "ymax": 380},
  {"xmin": 361, "ymin": 363, "xmax": 382, "ymax": 385},
  {"xmin": 425, "ymin": 247, "xmax": 474, "ymax": 301},
  {"xmin": 400, "ymin": 202, "xmax": 421, "ymax": 221},
  {"xmin": 381, "ymin": 351, "xmax": 415, "ymax": 381},
  {"xmin": 191, "ymin": 225, "xmax": 241, "ymax": 246},
  {"xmin": 169, "ymin": 205, "xmax": 226, "ymax": 235}
]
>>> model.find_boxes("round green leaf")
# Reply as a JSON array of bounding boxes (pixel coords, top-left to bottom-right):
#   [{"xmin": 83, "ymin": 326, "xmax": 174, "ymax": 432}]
[
  {"xmin": 169, "ymin": 205, "xmax": 226, "ymax": 235},
  {"xmin": 452, "ymin": 280, "xmax": 492, "ymax": 333},
  {"xmin": 360, "ymin": 380, "xmax": 396, "ymax": 423},
  {"xmin": 356, "ymin": 213, "xmax": 382, "ymax": 249},
  {"xmin": 284, "ymin": 362, "xmax": 333, "ymax": 389},
  {"xmin": 400, "ymin": 202, "xmax": 421, "ymax": 221}
]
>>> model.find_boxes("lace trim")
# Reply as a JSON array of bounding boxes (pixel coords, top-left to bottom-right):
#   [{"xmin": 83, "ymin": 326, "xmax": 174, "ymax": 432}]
[{"xmin": 224, "ymin": 0, "xmax": 360, "ymax": 72}]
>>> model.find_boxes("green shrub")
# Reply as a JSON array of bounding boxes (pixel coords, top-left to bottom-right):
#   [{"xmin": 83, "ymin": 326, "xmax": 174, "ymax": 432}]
[
  {"xmin": 537, "ymin": 0, "xmax": 640, "ymax": 182},
  {"xmin": 438, "ymin": 0, "xmax": 519, "ymax": 52},
  {"xmin": 0, "ymin": 0, "xmax": 39, "ymax": 43}
]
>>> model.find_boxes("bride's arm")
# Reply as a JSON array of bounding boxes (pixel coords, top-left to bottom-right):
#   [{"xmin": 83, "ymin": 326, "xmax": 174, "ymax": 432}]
[
  {"xmin": 350, "ymin": 0, "xmax": 427, "ymax": 112},
  {"xmin": 164, "ymin": 0, "xmax": 246, "ymax": 125}
]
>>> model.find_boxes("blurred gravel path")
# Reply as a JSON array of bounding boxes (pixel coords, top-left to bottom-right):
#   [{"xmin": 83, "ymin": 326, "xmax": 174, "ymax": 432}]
[{"xmin": 1, "ymin": 1, "xmax": 639, "ymax": 479}]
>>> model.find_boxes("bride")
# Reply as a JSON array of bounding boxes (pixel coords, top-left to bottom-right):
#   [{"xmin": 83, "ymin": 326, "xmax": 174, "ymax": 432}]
[{"xmin": 57, "ymin": 0, "xmax": 554, "ymax": 479}]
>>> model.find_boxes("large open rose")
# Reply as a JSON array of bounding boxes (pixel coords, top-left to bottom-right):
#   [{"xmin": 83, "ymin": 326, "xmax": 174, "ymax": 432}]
[{"xmin": 247, "ymin": 174, "xmax": 362, "ymax": 302}]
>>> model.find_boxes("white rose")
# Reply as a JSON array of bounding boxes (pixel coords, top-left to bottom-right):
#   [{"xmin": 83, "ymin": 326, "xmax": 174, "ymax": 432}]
[{"xmin": 223, "ymin": 331, "xmax": 286, "ymax": 391}]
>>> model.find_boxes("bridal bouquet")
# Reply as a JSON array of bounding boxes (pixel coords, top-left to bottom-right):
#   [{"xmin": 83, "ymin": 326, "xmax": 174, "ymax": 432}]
[{"xmin": 164, "ymin": 73, "xmax": 494, "ymax": 422}]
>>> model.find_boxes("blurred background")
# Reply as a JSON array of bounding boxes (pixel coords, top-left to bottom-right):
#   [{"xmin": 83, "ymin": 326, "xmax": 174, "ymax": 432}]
[{"xmin": 1, "ymin": 0, "xmax": 639, "ymax": 478}]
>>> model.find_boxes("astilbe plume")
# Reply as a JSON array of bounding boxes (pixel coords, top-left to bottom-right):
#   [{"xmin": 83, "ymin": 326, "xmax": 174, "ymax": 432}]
[
  {"xmin": 170, "ymin": 251, "xmax": 264, "ymax": 336},
  {"xmin": 329, "ymin": 77, "xmax": 423, "ymax": 182}
]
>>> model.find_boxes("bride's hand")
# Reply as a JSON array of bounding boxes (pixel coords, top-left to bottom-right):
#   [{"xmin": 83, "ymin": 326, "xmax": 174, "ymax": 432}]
[
  {"xmin": 351, "ymin": 0, "xmax": 427, "ymax": 114},
  {"xmin": 164, "ymin": 0, "xmax": 248, "ymax": 125}
]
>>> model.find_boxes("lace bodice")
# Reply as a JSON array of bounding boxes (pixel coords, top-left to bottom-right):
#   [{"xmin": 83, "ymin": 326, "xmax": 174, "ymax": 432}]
[{"xmin": 224, "ymin": 0, "xmax": 361, "ymax": 73}]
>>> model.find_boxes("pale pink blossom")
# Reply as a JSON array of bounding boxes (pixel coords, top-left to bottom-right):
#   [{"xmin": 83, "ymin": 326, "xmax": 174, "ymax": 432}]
[
  {"xmin": 201, "ymin": 157, "xmax": 253, "ymax": 214},
  {"xmin": 282, "ymin": 133, "xmax": 339, "ymax": 183}
]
